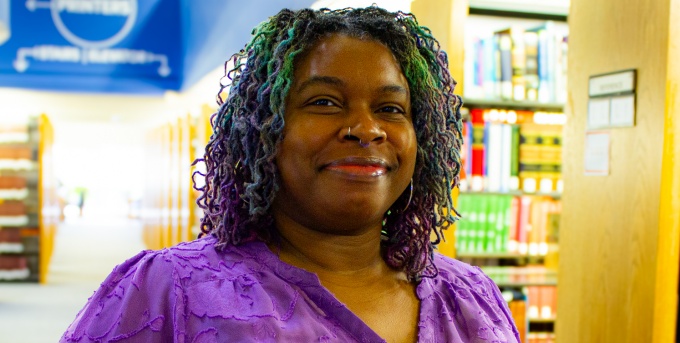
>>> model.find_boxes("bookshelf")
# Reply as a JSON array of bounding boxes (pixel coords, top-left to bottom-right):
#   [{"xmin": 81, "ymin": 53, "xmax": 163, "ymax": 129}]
[
  {"xmin": 0, "ymin": 115, "xmax": 57, "ymax": 283},
  {"xmin": 142, "ymin": 107, "xmax": 212, "ymax": 250},
  {"xmin": 463, "ymin": 99, "xmax": 564, "ymax": 112},
  {"xmin": 456, "ymin": 6, "xmax": 568, "ymax": 341},
  {"xmin": 411, "ymin": 0, "xmax": 569, "ymax": 343}
]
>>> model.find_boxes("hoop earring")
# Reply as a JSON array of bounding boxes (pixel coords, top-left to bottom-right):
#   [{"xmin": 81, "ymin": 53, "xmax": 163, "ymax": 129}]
[{"xmin": 403, "ymin": 178, "xmax": 413, "ymax": 211}]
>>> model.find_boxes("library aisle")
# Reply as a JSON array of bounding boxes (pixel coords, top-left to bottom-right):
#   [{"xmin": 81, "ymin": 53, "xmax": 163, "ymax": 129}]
[{"xmin": 0, "ymin": 217, "xmax": 145, "ymax": 343}]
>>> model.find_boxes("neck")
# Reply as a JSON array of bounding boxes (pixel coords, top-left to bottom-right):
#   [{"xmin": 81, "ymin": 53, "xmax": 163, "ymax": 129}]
[{"xmin": 272, "ymin": 210, "xmax": 387, "ymax": 276}]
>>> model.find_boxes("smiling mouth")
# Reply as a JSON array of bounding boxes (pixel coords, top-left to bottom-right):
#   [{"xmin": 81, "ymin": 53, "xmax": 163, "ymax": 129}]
[{"xmin": 322, "ymin": 157, "xmax": 390, "ymax": 177}]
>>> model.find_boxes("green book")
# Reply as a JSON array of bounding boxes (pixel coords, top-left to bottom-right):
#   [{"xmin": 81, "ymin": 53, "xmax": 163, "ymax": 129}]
[
  {"xmin": 455, "ymin": 194, "xmax": 469, "ymax": 253},
  {"xmin": 510, "ymin": 125, "xmax": 521, "ymax": 191},
  {"xmin": 500, "ymin": 195, "xmax": 513, "ymax": 252},
  {"xmin": 485, "ymin": 195, "xmax": 498, "ymax": 253},
  {"xmin": 494, "ymin": 195, "xmax": 506, "ymax": 253},
  {"xmin": 473, "ymin": 195, "xmax": 486, "ymax": 253}
]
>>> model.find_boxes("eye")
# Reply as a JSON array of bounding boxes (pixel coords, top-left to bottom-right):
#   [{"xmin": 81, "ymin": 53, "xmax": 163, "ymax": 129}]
[
  {"xmin": 378, "ymin": 105, "xmax": 405, "ymax": 114},
  {"xmin": 309, "ymin": 98, "xmax": 337, "ymax": 107}
]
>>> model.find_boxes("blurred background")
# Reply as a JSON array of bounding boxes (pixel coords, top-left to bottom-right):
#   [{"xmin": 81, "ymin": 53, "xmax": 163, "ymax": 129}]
[{"xmin": 1, "ymin": 0, "xmax": 679, "ymax": 343}]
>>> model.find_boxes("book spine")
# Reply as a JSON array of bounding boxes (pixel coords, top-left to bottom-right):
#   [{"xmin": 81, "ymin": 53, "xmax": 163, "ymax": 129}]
[
  {"xmin": 509, "ymin": 124, "xmax": 521, "ymax": 191},
  {"xmin": 486, "ymin": 122, "xmax": 503, "ymax": 192},
  {"xmin": 482, "ymin": 36, "xmax": 498, "ymax": 99},
  {"xmin": 540, "ymin": 285, "xmax": 557, "ymax": 319},
  {"xmin": 497, "ymin": 32, "xmax": 513, "ymax": 100},
  {"xmin": 508, "ymin": 196, "xmax": 520, "ymax": 253},
  {"xmin": 500, "ymin": 124, "xmax": 513, "ymax": 192},
  {"xmin": 456, "ymin": 194, "xmax": 469, "ymax": 253},
  {"xmin": 509, "ymin": 26, "xmax": 527, "ymax": 101},
  {"xmin": 470, "ymin": 109, "xmax": 486, "ymax": 191},
  {"xmin": 524, "ymin": 30, "xmax": 539, "ymax": 101},
  {"xmin": 467, "ymin": 194, "xmax": 479, "ymax": 253},
  {"xmin": 476, "ymin": 195, "xmax": 489, "ymax": 253},
  {"xmin": 517, "ymin": 196, "xmax": 532, "ymax": 255},
  {"xmin": 494, "ymin": 195, "xmax": 507, "ymax": 252},
  {"xmin": 519, "ymin": 122, "xmax": 542, "ymax": 193}
]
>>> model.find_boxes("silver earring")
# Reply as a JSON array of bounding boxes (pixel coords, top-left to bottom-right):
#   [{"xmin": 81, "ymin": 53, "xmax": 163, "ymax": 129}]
[{"xmin": 403, "ymin": 178, "xmax": 413, "ymax": 211}]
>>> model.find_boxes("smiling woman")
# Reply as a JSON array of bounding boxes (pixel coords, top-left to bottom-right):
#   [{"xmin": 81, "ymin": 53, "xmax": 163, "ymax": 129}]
[{"xmin": 61, "ymin": 6, "xmax": 521, "ymax": 343}]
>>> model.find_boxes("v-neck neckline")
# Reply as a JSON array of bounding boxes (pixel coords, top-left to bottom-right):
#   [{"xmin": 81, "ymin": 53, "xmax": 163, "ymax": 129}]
[{"xmin": 248, "ymin": 240, "xmax": 430, "ymax": 343}]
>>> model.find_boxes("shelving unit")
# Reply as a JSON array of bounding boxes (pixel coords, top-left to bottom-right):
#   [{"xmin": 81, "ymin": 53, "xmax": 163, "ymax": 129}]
[
  {"xmin": 456, "ymin": 5, "xmax": 568, "ymax": 342},
  {"xmin": 464, "ymin": 99, "xmax": 565, "ymax": 112},
  {"xmin": 142, "ymin": 106, "xmax": 213, "ymax": 250},
  {"xmin": 0, "ymin": 115, "xmax": 57, "ymax": 283}
]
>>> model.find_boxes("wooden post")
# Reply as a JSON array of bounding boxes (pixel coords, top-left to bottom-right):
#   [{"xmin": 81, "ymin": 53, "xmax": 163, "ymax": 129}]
[
  {"xmin": 410, "ymin": 0, "xmax": 469, "ymax": 258},
  {"xmin": 558, "ymin": 0, "xmax": 680, "ymax": 341}
]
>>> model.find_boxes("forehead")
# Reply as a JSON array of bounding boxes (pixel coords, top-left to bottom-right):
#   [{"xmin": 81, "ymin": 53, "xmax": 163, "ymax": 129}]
[{"xmin": 292, "ymin": 34, "xmax": 407, "ymax": 87}]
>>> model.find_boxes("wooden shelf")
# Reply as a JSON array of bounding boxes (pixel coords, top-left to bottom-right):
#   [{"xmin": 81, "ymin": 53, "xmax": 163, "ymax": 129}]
[
  {"xmin": 483, "ymin": 266, "xmax": 558, "ymax": 287},
  {"xmin": 457, "ymin": 252, "xmax": 547, "ymax": 259},
  {"xmin": 469, "ymin": 0, "xmax": 569, "ymax": 21},
  {"xmin": 459, "ymin": 190, "xmax": 562, "ymax": 199},
  {"xmin": 462, "ymin": 98, "xmax": 565, "ymax": 111}
]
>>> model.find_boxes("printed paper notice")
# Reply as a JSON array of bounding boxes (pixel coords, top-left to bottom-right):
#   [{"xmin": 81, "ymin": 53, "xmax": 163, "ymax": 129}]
[
  {"xmin": 587, "ymin": 98, "xmax": 610, "ymax": 129},
  {"xmin": 609, "ymin": 94, "xmax": 636, "ymax": 127},
  {"xmin": 584, "ymin": 132, "xmax": 610, "ymax": 176}
]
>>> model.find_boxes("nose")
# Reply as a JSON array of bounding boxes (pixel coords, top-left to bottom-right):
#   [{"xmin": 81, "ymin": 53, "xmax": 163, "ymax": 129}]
[{"xmin": 340, "ymin": 107, "xmax": 387, "ymax": 147}]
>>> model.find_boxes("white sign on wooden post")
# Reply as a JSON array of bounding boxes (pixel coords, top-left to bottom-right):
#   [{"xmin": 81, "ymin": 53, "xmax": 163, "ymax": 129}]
[
  {"xmin": 587, "ymin": 69, "xmax": 637, "ymax": 130},
  {"xmin": 584, "ymin": 131, "xmax": 611, "ymax": 176}
]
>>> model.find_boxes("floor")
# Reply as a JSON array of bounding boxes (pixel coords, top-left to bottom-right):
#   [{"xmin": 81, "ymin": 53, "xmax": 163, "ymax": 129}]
[{"xmin": 0, "ymin": 217, "xmax": 146, "ymax": 343}]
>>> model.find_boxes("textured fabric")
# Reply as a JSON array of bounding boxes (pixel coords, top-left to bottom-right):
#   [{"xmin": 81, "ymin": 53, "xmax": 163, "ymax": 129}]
[{"xmin": 61, "ymin": 236, "xmax": 521, "ymax": 343}]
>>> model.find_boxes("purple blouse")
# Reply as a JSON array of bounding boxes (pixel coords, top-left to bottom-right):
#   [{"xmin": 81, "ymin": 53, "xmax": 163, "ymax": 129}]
[{"xmin": 61, "ymin": 236, "xmax": 520, "ymax": 343}]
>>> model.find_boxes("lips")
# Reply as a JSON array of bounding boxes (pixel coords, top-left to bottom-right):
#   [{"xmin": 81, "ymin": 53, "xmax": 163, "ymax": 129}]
[{"xmin": 322, "ymin": 157, "xmax": 390, "ymax": 177}]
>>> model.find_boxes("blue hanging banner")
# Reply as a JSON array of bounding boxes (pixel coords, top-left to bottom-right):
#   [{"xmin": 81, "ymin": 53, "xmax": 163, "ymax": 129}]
[
  {"xmin": 0, "ymin": 0, "xmax": 317, "ymax": 95},
  {"xmin": 0, "ymin": 0, "xmax": 185, "ymax": 94}
]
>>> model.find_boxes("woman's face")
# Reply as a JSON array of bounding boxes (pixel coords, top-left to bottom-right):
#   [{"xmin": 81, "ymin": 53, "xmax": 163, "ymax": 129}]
[{"xmin": 273, "ymin": 34, "xmax": 417, "ymax": 235}]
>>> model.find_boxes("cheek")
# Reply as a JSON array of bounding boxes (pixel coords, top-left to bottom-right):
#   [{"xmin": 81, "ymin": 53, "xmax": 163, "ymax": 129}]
[
  {"xmin": 396, "ymin": 127, "xmax": 418, "ymax": 169},
  {"xmin": 278, "ymin": 122, "xmax": 328, "ymax": 170}
]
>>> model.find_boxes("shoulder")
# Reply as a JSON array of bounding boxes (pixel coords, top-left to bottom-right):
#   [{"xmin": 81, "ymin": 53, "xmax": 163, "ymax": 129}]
[
  {"xmin": 61, "ymin": 236, "xmax": 264, "ymax": 343},
  {"xmin": 427, "ymin": 253, "xmax": 502, "ymax": 300},
  {"xmin": 429, "ymin": 252, "xmax": 502, "ymax": 300},
  {"xmin": 431, "ymin": 253, "xmax": 482, "ymax": 280},
  {"xmin": 161, "ymin": 235, "xmax": 272, "ymax": 286},
  {"xmin": 420, "ymin": 253, "xmax": 522, "ymax": 343}
]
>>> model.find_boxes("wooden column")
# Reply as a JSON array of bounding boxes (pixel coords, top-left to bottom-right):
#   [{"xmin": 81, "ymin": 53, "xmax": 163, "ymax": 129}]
[
  {"xmin": 410, "ymin": 0, "xmax": 468, "ymax": 258},
  {"xmin": 410, "ymin": 0, "xmax": 468, "ymax": 94},
  {"xmin": 653, "ymin": 0, "xmax": 680, "ymax": 341},
  {"xmin": 558, "ymin": 0, "xmax": 680, "ymax": 341}
]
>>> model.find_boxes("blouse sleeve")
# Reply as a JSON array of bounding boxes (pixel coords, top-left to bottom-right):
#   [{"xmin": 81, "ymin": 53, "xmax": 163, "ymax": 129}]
[
  {"xmin": 482, "ymin": 273, "xmax": 522, "ymax": 343},
  {"xmin": 60, "ymin": 249, "xmax": 184, "ymax": 343}
]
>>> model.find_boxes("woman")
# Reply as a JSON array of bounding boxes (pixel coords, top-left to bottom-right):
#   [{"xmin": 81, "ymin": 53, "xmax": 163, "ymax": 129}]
[{"xmin": 62, "ymin": 7, "xmax": 520, "ymax": 343}]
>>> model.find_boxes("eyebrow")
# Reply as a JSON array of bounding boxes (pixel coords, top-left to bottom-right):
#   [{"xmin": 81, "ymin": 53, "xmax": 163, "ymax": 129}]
[
  {"xmin": 296, "ymin": 76, "xmax": 344, "ymax": 93},
  {"xmin": 378, "ymin": 84, "xmax": 408, "ymax": 95},
  {"xmin": 296, "ymin": 76, "xmax": 408, "ymax": 96}
]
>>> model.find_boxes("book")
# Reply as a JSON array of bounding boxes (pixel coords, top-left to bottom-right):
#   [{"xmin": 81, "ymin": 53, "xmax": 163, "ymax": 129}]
[
  {"xmin": 509, "ymin": 124, "xmax": 521, "ymax": 191},
  {"xmin": 527, "ymin": 21, "xmax": 557, "ymax": 103},
  {"xmin": 524, "ymin": 30, "xmax": 540, "ymax": 101},
  {"xmin": 485, "ymin": 121, "xmax": 504, "ymax": 192},
  {"xmin": 455, "ymin": 194, "xmax": 470, "ymax": 253},
  {"xmin": 482, "ymin": 35, "xmax": 499, "ymax": 99},
  {"xmin": 519, "ymin": 122, "xmax": 543, "ymax": 193},
  {"xmin": 465, "ymin": 20, "xmax": 568, "ymax": 104},
  {"xmin": 460, "ymin": 120, "xmax": 473, "ymax": 190},
  {"xmin": 495, "ymin": 29, "xmax": 514, "ymax": 100},
  {"xmin": 0, "ymin": 255, "xmax": 30, "ymax": 280},
  {"xmin": 475, "ymin": 195, "xmax": 489, "ymax": 252},
  {"xmin": 470, "ymin": 109, "xmax": 486, "ymax": 191},
  {"xmin": 517, "ymin": 196, "xmax": 533, "ymax": 255}
]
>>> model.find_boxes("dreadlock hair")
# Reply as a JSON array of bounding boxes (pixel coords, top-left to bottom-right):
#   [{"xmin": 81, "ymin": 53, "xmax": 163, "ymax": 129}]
[{"xmin": 194, "ymin": 6, "xmax": 463, "ymax": 280}]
